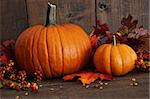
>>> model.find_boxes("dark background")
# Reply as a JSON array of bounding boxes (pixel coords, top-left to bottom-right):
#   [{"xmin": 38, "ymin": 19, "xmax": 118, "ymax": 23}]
[{"xmin": 0, "ymin": 0, "xmax": 149, "ymax": 41}]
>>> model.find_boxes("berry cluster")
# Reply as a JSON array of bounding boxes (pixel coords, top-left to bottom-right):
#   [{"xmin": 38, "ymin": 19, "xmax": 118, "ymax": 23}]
[
  {"xmin": 34, "ymin": 71, "xmax": 43, "ymax": 82},
  {"xmin": 135, "ymin": 50, "xmax": 150, "ymax": 72},
  {"xmin": 0, "ymin": 59, "xmax": 43, "ymax": 92},
  {"xmin": 2, "ymin": 80, "xmax": 39, "ymax": 91}
]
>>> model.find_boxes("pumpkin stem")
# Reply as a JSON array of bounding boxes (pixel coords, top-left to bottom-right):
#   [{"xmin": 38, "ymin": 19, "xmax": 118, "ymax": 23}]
[
  {"xmin": 112, "ymin": 35, "xmax": 117, "ymax": 46},
  {"xmin": 45, "ymin": 2, "xmax": 56, "ymax": 26}
]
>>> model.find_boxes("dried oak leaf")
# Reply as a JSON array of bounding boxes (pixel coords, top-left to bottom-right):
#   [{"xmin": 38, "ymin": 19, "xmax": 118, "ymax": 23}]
[
  {"xmin": 118, "ymin": 14, "xmax": 138, "ymax": 35},
  {"xmin": 63, "ymin": 71, "xmax": 112, "ymax": 85}
]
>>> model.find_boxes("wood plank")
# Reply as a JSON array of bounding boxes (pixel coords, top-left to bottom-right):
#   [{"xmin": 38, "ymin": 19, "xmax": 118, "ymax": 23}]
[
  {"xmin": 26, "ymin": 0, "xmax": 95, "ymax": 33},
  {"xmin": 122, "ymin": 0, "xmax": 149, "ymax": 29},
  {"xmin": 0, "ymin": 0, "xmax": 149, "ymax": 41},
  {"xmin": 0, "ymin": 0, "xmax": 28, "ymax": 41},
  {"xmin": 26, "ymin": 0, "xmax": 49, "ymax": 26},
  {"xmin": 0, "ymin": 71, "xmax": 149, "ymax": 99},
  {"xmin": 56, "ymin": 0, "xmax": 95, "ymax": 33},
  {"xmin": 96, "ymin": 0, "xmax": 149, "ymax": 33}
]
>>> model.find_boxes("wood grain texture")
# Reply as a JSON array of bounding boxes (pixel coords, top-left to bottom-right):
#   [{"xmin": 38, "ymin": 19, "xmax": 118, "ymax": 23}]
[
  {"xmin": 55, "ymin": 0, "xmax": 95, "ymax": 33},
  {"xmin": 0, "ymin": 0, "xmax": 28, "ymax": 41},
  {"xmin": 0, "ymin": 71, "xmax": 149, "ymax": 99},
  {"xmin": 26, "ymin": 0, "xmax": 49, "ymax": 26},
  {"xmin": 26, "ymin": 0, "xmax": 95, "ymax": 33},
  {"xmin": 0, "ymin": 0, "xmax": 149, "ymax": 41},
  {"xmin": 96, "ymin": 0, "xmax": 149, "ymax": 33}
]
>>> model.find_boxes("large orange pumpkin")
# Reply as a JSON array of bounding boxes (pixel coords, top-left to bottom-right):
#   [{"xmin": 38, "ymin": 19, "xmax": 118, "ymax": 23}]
[
  {"xmin": 93, "ymin": 35, "xmax": 137, "ymax": 76},
  {"xmin": 15, "ymin": 3, "xmax": 91, "ymax": 78}
]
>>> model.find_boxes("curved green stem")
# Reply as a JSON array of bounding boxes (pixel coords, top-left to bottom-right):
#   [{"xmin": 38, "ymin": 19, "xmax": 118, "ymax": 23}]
[
  {"xmin": 45, "ymin": 2, "xmax": 56, "ymax": 26},
  {"xmin": 112, "ymin": 35, "xmax": 117, "ymax": 46}
]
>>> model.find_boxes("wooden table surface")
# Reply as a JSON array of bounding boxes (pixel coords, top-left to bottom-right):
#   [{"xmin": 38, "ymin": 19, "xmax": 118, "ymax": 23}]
[{"xmin": 0, "ymin": 70, "xmax": 149, "ymax": 99}]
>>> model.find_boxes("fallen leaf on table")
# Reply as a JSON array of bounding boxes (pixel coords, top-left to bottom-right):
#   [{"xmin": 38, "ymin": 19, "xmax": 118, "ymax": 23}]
[
  {"xmin": 63, "ymin": 71, "xmax": 112, "ymax": 85},
  {"xmin": 99, "ymin": 74, "xmax": 112, "ymax": 81}
]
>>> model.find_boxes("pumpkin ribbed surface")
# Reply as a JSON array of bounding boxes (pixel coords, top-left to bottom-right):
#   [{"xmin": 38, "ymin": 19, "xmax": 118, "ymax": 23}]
[
  {"xmin": 15, "ymin": 24, "xmax": 91, "ymax": 78},
  {"xmin": 93, "ymin": 44, "xmax": 137, "ymax": 76}
]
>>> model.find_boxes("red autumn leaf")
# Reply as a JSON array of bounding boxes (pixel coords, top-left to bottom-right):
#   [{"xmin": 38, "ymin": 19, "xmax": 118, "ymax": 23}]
[
  {"xmin": 0, "ymin": 39, "xmax": 15, "ymax": 63},
  {"xmin": 89, "ymin": 20, "xmax": 111, "ymax": 49},
  {"xmin": 92, "ymin": 20, "xmax": 109, "ymax": 36},
  {"xmin": 63, "ymin": 70, "xmax": 112, "ymax": 85},
  {"xmin": 0, "ymin": 54, "xmax": 8, "ymax": 64},
  {"xmin": 89, "ymin": 35, "xmax": 100, "ymax": 48},
  {"xmin": 99, "ymin": 24, "xmax": 109, "ymax": 33}
]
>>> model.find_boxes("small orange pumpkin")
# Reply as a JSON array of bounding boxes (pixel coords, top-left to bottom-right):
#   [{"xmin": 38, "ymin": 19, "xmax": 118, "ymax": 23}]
[
  {"xmin": 15, "ymin": 2, "xmax": 91, "ymax": 78},
  {"xmin": 93, "ymin": 35, "xmax": 137, "ymax": 76}
]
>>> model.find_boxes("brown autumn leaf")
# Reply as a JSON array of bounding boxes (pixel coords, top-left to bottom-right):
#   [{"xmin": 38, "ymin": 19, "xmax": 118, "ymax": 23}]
[{"xmin": 63, "ymin": 70, "xmax": 112, "ymax": 85}]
